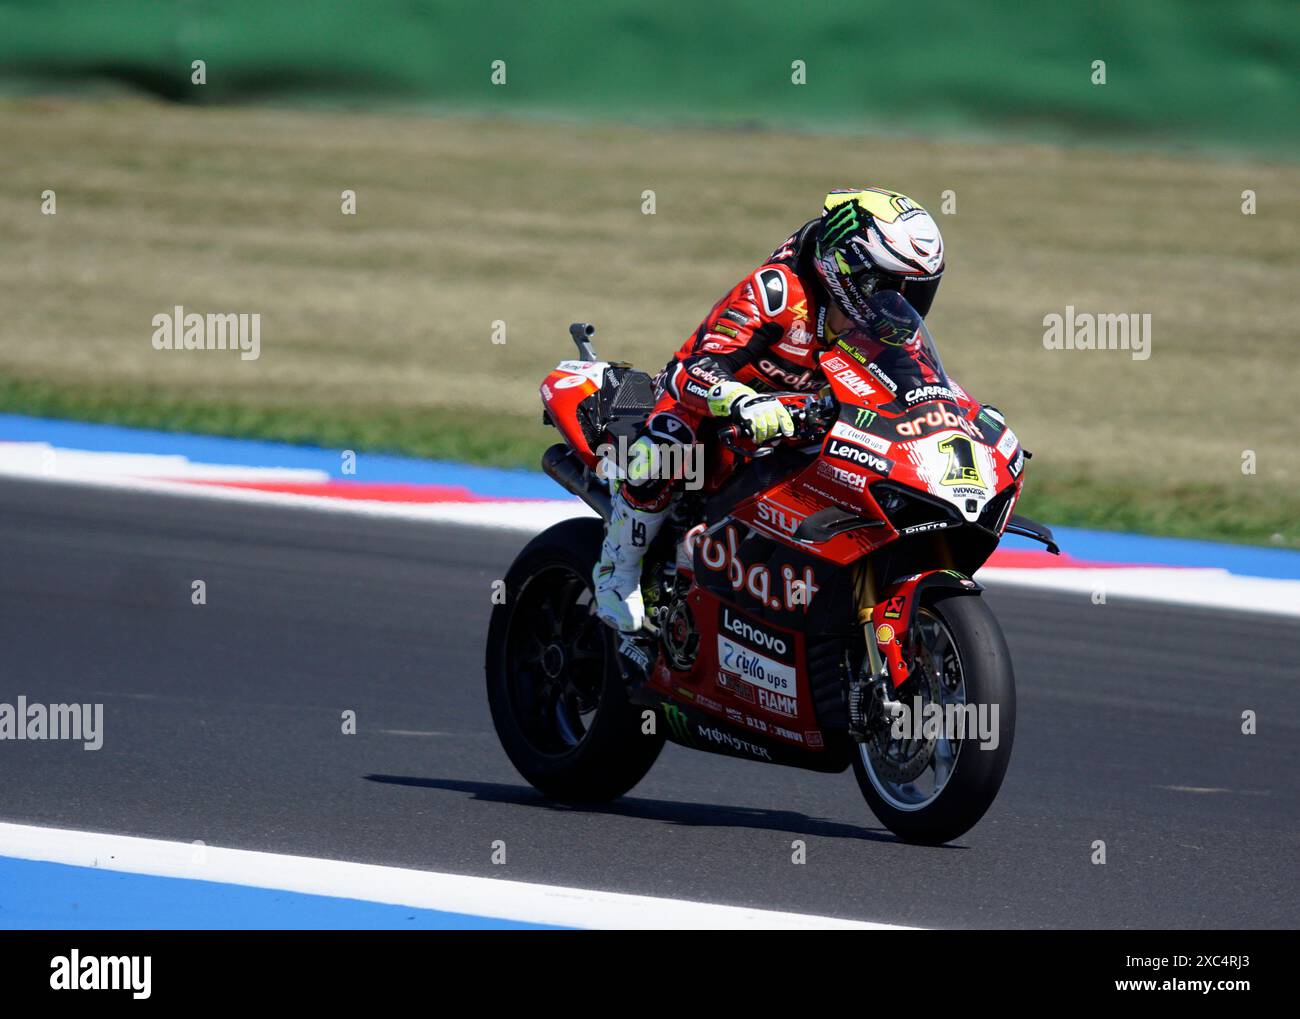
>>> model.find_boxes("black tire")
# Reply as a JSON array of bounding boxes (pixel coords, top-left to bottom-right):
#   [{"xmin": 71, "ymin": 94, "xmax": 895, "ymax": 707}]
[
  {"xmin": 851, "ymin": 590, "xmax": 1016, "ymax": 845},
  {"xmin": 485, "ymin": 516, "xmax": 664, "ymax": 803}
]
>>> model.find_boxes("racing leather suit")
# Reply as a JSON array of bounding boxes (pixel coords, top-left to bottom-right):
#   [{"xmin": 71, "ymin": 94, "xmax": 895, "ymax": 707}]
[
  {"xmin": 592, "ymin": 219, "xmax": 834, "ymax": 632},
  {"xmin": 624, "ymin": 218, "xmax": 831, "ymax": 513}
]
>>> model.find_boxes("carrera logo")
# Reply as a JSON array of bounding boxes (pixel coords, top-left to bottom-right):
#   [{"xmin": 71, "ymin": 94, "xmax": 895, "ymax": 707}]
[
  {"xmin": 721, "ymin": 607, "xmax": 791, "ymax": 660},
  {"xmin": 757, "ymin": 688, "xmax": 798, "ymax": 718},
  {"xmin": 717, "ymin": 636, "xmax": 797, "ymax": 697},
  {"xmin": 905, "ymin": 385, "xmax": 959, "ymax": 405}
]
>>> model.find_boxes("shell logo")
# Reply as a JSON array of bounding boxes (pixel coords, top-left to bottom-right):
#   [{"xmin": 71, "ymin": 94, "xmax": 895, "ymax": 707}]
[{"xmin": 875, "ymin": 624, "xmax": 895, "ymax": 643}]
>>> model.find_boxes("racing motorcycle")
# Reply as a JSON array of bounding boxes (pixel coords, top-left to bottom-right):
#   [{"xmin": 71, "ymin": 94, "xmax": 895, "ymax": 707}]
[{"xmin": 485, "ymin": 292, "xmax": 1058, "ymax": 844}]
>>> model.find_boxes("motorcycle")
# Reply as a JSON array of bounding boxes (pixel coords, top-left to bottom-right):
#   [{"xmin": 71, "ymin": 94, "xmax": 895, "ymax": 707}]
[{"xmin": 485, "ymin": 292, "xmax": 1059, "ymax": 844}]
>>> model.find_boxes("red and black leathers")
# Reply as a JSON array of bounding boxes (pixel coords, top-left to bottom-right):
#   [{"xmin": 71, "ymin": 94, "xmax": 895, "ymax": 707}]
[
  {"xmin": 662, "ymin": 219, "xmax": 829, "ymax": 413},
  {"xmin": 622, "ymin": 220, "xmax": 831, "ymax": 509}
]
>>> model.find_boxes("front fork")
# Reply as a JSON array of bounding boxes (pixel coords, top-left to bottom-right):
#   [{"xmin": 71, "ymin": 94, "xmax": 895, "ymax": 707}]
[
  {"xmin": 849, "ymin": 612, "xmax": 908, "ymax": 739},
  {"xmin": 849, "ymin": 567, "xmax": 984, "ymax": 737}
]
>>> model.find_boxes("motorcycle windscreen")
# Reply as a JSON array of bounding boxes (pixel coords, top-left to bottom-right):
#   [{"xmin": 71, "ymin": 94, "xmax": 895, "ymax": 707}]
[{"xmin": 832, "ymin": 290, "xmax": 951, "ymax": 396}]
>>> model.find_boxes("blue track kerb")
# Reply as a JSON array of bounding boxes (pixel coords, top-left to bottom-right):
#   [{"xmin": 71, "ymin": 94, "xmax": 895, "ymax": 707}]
[
  {"xmin": 0, "ymin": 857, "xmax": 565, "ymax": 930},
  {"xmin": 0, "ymin": 413, "xmax": 557, "ymax": 498},
  {"xmin": 2, "ymin": 413, "xmax": 1297, "ymax": 579}
]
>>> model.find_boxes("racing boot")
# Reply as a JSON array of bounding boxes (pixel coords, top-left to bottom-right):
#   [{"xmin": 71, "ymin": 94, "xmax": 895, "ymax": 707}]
[{"xmin": 593, "ymin": 486, "xmax": 667, "ymax": 633}]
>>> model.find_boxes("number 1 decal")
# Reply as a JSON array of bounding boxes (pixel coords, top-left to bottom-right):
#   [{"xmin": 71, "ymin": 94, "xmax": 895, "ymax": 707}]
[{"xmin": 938, "ymin": 434, "xmax": 984, "ymax": 487}]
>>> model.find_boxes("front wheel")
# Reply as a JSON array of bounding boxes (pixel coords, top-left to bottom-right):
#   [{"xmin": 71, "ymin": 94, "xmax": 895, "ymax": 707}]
[
  {"xmin": 852, "ymin": 591, "xmax": 1016, "ymax": 845},
  {"xmin": 485, "ymin": 517, "xmax": 664, "ymax": 803}
]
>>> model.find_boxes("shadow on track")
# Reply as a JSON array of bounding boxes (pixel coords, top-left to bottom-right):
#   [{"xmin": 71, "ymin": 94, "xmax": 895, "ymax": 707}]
[{"xmin": 363, "ymin": 774, "xmax": 958, "ymax": 847}]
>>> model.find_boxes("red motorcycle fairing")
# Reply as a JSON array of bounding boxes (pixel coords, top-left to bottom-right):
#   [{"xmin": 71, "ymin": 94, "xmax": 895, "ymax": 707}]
[
  {"xmin": 539, "ymin": 362, "xmax": 604, "ymax": 466},
  {"xmin": 631, "ymin": 515, "xmax": 864, "ymax": 772},
  {"xmin": 640, "ymin": 583, "xmax": 857, "ymax": 774},
  {"xmin": 728, "ymin": 474, "xmax": 890, "ymax": 566},
  {"xmin": 817, "ymin": 340, "xmax": 1023, "ymax": 534},
  {"xmin": 870, "ymin": 570, "xmax": 984, "ymax": 688}
]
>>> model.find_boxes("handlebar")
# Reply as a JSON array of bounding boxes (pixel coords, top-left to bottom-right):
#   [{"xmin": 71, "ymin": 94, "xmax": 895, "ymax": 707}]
[{"xmin": 718, "ymin": 393, "xmax": 836, "ymax": 458}]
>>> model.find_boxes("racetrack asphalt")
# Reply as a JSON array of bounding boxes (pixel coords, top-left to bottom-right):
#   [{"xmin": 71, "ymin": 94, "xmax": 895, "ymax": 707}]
[{"xmin": 0, "ymin": 475, "xmax": 1295, "ymax": 929}]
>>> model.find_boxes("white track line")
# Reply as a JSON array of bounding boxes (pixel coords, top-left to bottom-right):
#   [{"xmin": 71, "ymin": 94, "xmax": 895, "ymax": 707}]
[
  {"xmin": 0, "ymin": 823, "xmax": 910, "ymax": 930},
  {"xmin": 2, "ymin": 458, "xmax": 1296, "ymax": 618},
  {"xmin": 0, "ymin": 461, "xmax": 597, "ymax": 527},
  {"xmin": 977, "ymin": 566, "xmax": 1300, "ymax": 618}
]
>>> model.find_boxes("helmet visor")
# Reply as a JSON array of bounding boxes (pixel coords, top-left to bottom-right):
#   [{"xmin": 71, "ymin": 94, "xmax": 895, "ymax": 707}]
[
  {"xmin": 847, "ymin": 269, "xmax": 940, "ymax": 319},
  {"xmin": 899, "ymin": 276, "xmax": 939, "ymax": 318}
]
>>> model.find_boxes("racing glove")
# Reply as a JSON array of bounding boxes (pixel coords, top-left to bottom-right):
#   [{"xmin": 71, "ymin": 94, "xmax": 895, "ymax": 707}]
[{"xmin": 706, "ymin": 381, "xmax": 795, "ymax": 444}]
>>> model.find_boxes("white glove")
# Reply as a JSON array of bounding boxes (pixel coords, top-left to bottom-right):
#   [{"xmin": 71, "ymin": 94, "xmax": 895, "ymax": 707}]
[{"xmin": 731, "ymin": 391, "xmax": 795, "ymax": 444}]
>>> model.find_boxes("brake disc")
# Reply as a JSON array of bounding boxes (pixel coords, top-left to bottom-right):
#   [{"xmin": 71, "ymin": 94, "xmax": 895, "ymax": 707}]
[{"xmin": 865, "ymin": 652, "xmax": 942, "ymax": 784}]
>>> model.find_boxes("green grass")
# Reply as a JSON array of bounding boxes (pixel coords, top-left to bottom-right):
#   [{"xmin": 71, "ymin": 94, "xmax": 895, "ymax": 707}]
[
  {"xmin": 1, "ymin": 98, "xmax": 1296, "ymax": 548},
  {"xmin": 0, "ymin": 376, "xmax": 546, "ymax": 467}
]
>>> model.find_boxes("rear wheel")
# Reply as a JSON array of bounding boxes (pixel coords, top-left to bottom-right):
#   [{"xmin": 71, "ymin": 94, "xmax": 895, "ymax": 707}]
[
  {"xmin": 485, "ymin": 517, "xmax": 664, "ymax": 802},
  {"xmin": 852, "ymin": 591, "xmax": 1015, "ymax": 845}
]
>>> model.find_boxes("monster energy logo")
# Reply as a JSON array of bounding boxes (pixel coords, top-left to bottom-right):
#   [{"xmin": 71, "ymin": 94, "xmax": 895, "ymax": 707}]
[
  {"xmin": 662, "ymin": 704, "xmax": 692, "ymax": 744},
  {"xmin": 854, "ymin": 407, "xmax": 877, "ymax": 428},
  {"xmin": 820, "ymin": 200, "xmax": 862, "ymax": 251}
]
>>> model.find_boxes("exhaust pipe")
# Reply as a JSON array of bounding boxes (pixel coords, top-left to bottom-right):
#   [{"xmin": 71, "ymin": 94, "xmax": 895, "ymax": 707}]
[{"xmin": 541, "ymin": 444, "xmax": 612, "ymax": 520}]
